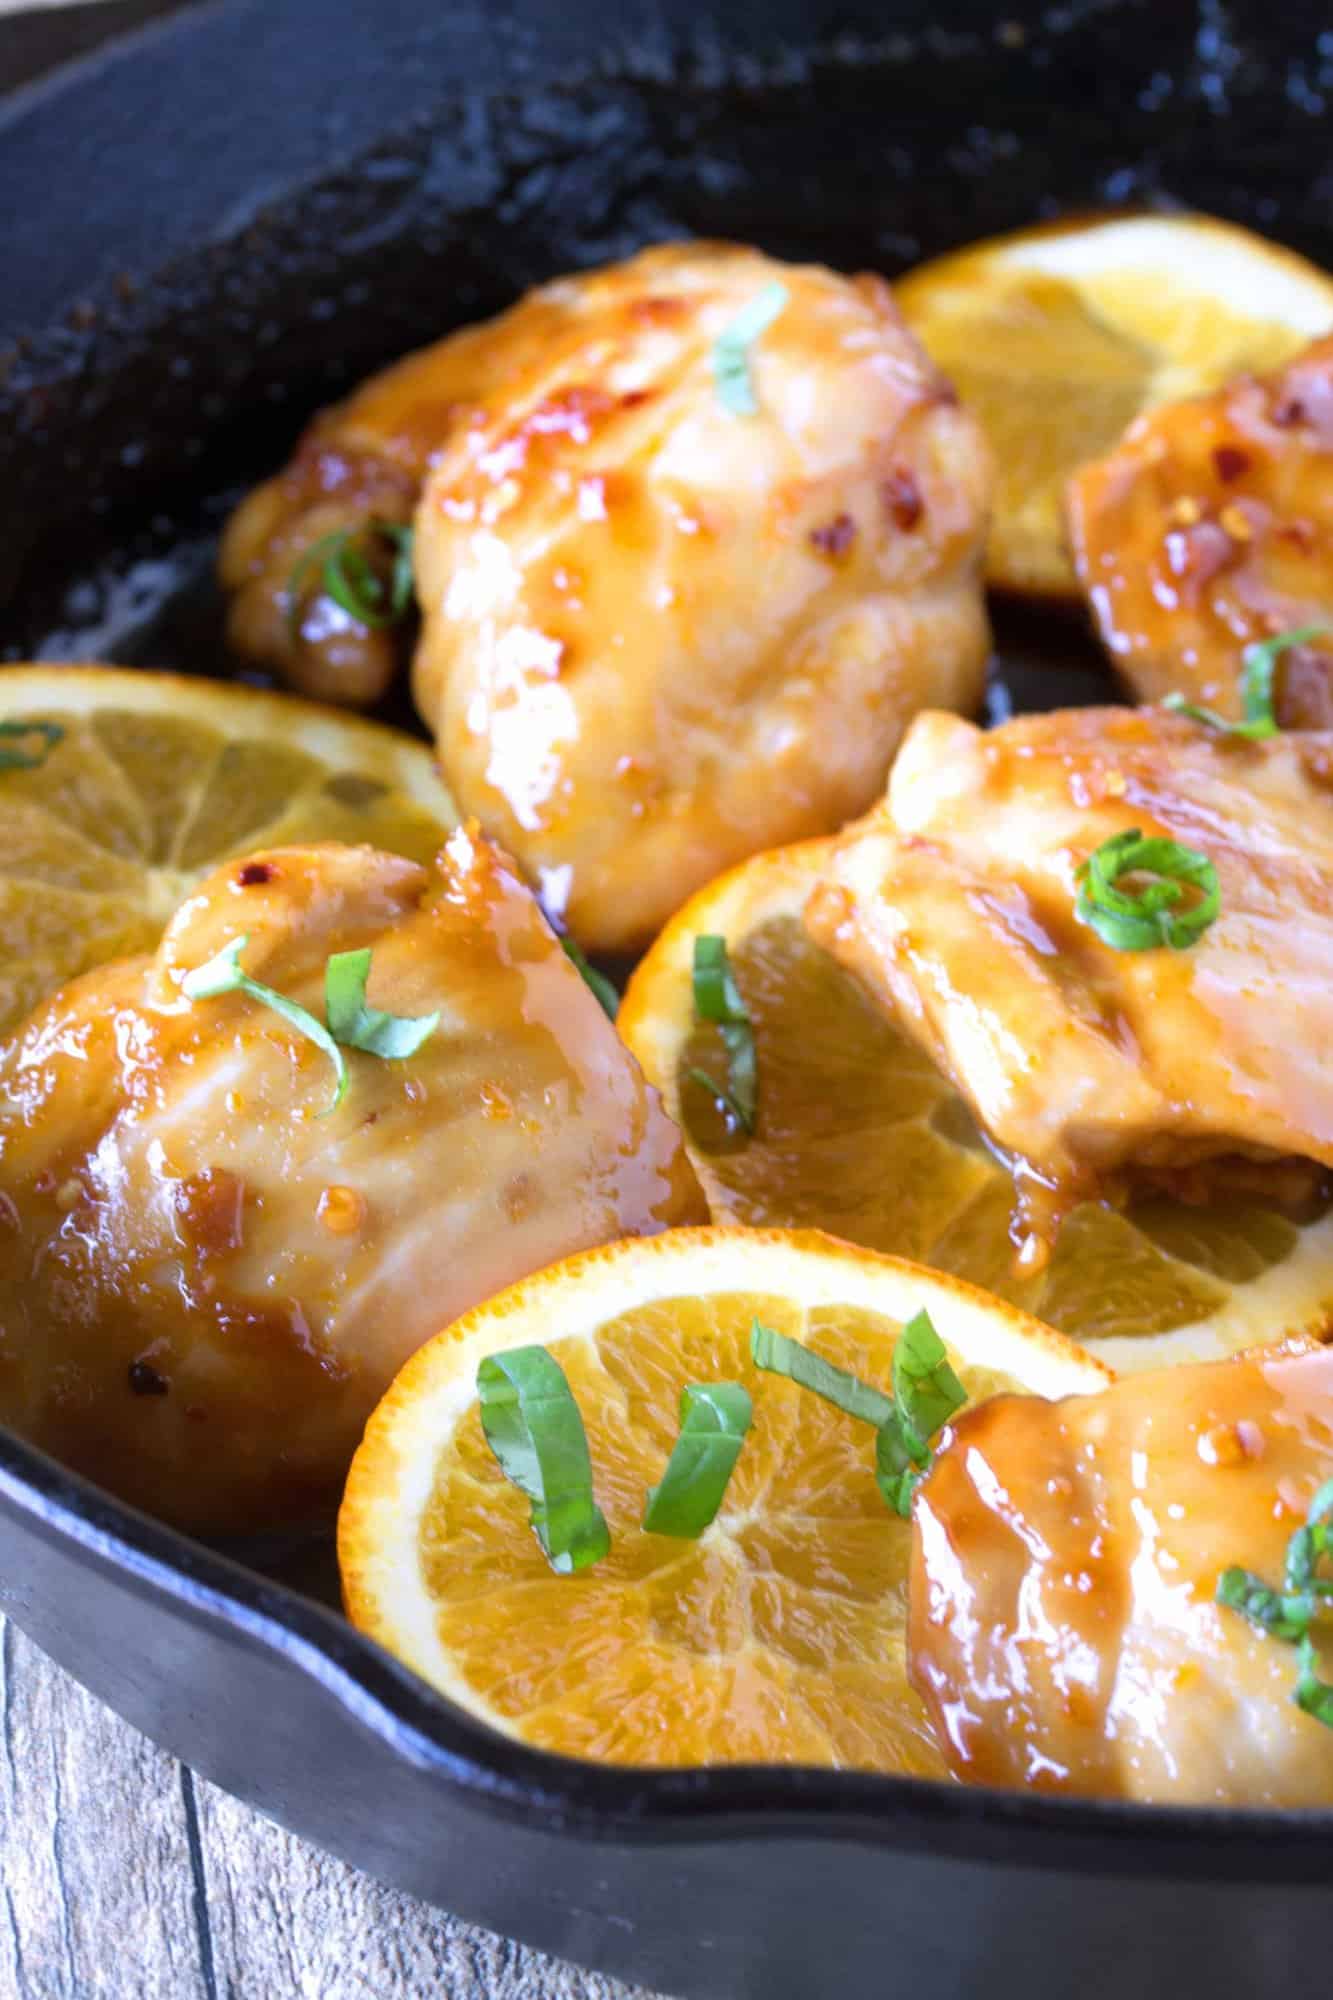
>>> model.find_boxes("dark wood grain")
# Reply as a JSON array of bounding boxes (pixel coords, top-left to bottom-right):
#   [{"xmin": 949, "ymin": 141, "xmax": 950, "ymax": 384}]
[{"xmin": 0, "ymin": 1617, "xmax": 665, "ymax": 2000}]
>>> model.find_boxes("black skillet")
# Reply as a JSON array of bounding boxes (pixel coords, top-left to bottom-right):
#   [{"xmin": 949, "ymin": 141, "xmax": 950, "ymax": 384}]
[{"xmin": 1, "ymin": 3, "xmax": 1331, "ymax": 1995}]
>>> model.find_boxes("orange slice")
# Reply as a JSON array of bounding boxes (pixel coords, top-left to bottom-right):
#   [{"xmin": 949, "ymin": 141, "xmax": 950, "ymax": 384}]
[
  {"xmin": 896, "ymin": 212, "xmax": 1333, "ymax": 598},
  {"xmin": 0, "ymin": 664, "xmax": 456, "ymax": 1034},
  {"xmin": 339, "ymin": 1226, "xmax": 1107, "ymax": 1773}
]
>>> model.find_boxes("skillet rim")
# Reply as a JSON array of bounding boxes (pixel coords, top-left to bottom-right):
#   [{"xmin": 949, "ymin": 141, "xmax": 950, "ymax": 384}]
[{"xmin": 3, "ymin": 1419, "xmax": 1332, "ymax": 1878}]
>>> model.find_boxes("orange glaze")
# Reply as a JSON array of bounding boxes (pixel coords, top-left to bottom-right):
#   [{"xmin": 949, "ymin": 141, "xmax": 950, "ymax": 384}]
[
  {"xmin": 410, "ymin": 241, "xmax": 993, "ymax": 951},
  {"xmin": 909, "ymin": 1346, "xmax": 1333, "ymax": 1804},
  {"xmin": 1068, "ymin": 336, "xmax": 1333, "ymax": 724},
  {"xmin": 0, "ymin": 828, "xmax": 703, "ymax": 1536},
  {"xmin": 806, "ymin": 705, "xmax": 1333, "ymax": 1250}
]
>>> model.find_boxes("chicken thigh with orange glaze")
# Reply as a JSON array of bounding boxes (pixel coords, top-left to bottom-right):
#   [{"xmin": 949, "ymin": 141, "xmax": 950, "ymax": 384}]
[
  {"xmin": 410, "ymin": 241, "xmax": 992, "ymax": 950},
  {"xmin": 805, "ymin": 706, "xmax": 1333, "ymax": 1256},
  {"xmin": 910, "ymin": 1343, "xmax": 1333, "ymax": 1805},
  {"xmin": 218, "ymin": 287, "xmax": 571, "ymax": 707},
  {"xmin": 0, "ymin": 829, "xmax": 702, "ymax": 1536},
  {"xmin": 220, "ymin": 242, "xmax": 992, "ymax": 949},
  {"xmin": 1068, "ymin": 335, "xmax": 1333, "ymax": 725}
]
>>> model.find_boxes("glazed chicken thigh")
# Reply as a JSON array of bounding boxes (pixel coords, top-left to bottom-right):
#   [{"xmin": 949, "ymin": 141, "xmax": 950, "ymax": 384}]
[
  {"xmin": 219, "ymin": 289, "xmax": 570, "ymax": 706},
  {"xmin": 910, "ymin": 1345, "xmax": 1333, "ymax": 1805},
  {"xmin": 411, "ymin": 241, "xmax": 992, "ymax": 949},
  {"xmin": 805, "ymin": 707, "xmax": 1333, "ymax": 1252},
  {"xmin": 1068, "ymin": 336, "xmax": 1333, "ymax": 725},
  {"xmin": 220, "ymin": 241, "xmax": 992, "ymax": 951},
  {"xmin": 0, "ymin": 829, "xmax": 702, "ymax": 1535}
]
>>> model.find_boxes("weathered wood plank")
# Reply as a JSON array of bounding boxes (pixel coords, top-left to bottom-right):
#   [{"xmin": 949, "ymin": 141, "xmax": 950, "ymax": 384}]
[
  {"xmin": 0, "ymin": 1618, "xmax": 665, "ymax": 2000},
  {"xmin": 0, "ymin": 1619, "xmax": 205, "ymax": 1999}
]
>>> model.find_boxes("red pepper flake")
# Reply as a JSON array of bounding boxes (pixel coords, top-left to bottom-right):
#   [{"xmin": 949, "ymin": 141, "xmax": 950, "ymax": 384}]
[
  {"xmin": 809, "ymin": 512, "xmax": 858, "ymax": 558},
  {"xmin": 1212, "ymin": 444, "xmax": 1250, "ymax": 483},
  {"xmin": 237, "ymin": 860, "xmax": 275, "ymax": 887},
  {"xmin": 882, "ymin": 468, "xmax": 923, "ymax": 531}
]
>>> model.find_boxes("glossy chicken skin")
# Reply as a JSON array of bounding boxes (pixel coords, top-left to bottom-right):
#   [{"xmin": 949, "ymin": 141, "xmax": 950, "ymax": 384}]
[
  {"xmin": 1068, "ymin": 336, "xmax": 1333, "ymax": 725},
  {"xmin": 805, "ymin": 707, "xmax": 1333, "ymax": 1250},
  {"xmin": 218, "ymin": 293, "xmax": 567, "ymax": 704},
  {"xmin": 910, "ymin": 1345, "xmax": 1333, "ymax": 1804},
  {"xmin": 410, "ymin": 241, "xmax": 992, "ymax": 950},
  {"xmin": 0, "ymin": 830, "xmax": 702, "ymax": 1536}
]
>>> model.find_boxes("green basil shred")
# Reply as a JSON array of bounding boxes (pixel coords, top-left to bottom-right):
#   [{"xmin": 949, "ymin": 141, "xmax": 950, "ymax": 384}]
[
  {"xmin": 181, "ymin": 934, "xmax": 349, "ymax": 1111},
  {"xmin": 750, "ymin": 1309, "xmax": 966, "ymax": 1519},
  {"xmin": 1217, "ymin": 1478, "xmax": 1333, "ymax": 1731},
  {"xmin": 324, "ymin": 945, "xmax": 440, "ymax": 1059},
  {"xmin": 477, "ymin": 1346, "xmax": 610, "ymax": 1574},
  {"xmin": 642, "ymin": 1382, "xmax": 753, "ymax": 1538},
  {"xmin": 689, "ymin": 934, "xmax": 757, "ymax": 1132},
  {"xmin": 560, "ymin": 936, "xmax": 620, "ymax": 1020},
  {"xmin": 287, "ymin": 520, "xmax": 415, "ymax": 633},
  {"xmin": 1165, "ymin": 625, "xmax": 1331, "ymax": 740},
  {"xmin": 0, "ymin": 718, "xmax": 64, "ymax": 772},
  {"xmin": 712, "ymin": 282, "xmax": 789, "ymax": 417},
  {"xmin": 875, "ymin": 1310, "xmax": 969, "ymax": 1516},
  {"xmin": 1075, "ymin": 828, "xmax": 1220, "ymax": 952},
  {"xmin": 182, "ymin": 936, "xmax": 439, "ymax": 1111}
]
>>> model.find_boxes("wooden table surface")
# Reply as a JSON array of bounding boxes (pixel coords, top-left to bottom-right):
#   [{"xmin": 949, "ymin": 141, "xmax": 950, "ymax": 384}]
[{"xmin": 0, "ymin": 1614, "xmax": 668, "ymax": 1999}]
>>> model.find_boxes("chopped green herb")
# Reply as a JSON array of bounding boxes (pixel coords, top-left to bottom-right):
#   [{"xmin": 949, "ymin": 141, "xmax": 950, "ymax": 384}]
[
  {"xmin": 642, "ymin": 1382, "xmax": 752, "ymax": 1538},
  {"xmin": 686, "ymin": 1067, "xmax": 754, "ymax": 1133},
  {"xmin": 691, "ymin": 935, "xmax": 756, "ymax": 1132},
  {"xmin": 712, "ymin": 282, "xmax": 788, "ymax": 417},
  {"xmin": 0, "ymin": 718, "xmax": 64, "ymax": 772},
  {"xmin": 1075, "ymin": 828, "xmax": 1220, "ymax": 952},
  {"xmin": 561, "ymin": 936, "xmax": 620, "ymax": 1020},
  {"xmin": 750, "ymin": 1318, "xmax": 893, "ymax": 1427},
  {"xmin": 1165, "ymin": 625, "xmax": 1331, "ymax": 740},
  {"xmin": 477, "ymin": 1345, "xmax": 610, "ymax": 1574},
  {"xmin": 324, "ymin": 946, "xmax": 439, "ymax": 1059},
  {"xmin": 1217, "ymin": 1479, "xmax": 1333, "ymax": 1732},
  {"xmin": 183, "ymin": 937, "xmax": 438, "ymax": 1110},
  {"xmin": 181, "ymin": 934, "xmax": 348, "ymax": 1111},
  {"xmin": 1216, "ymin": 1566, "xmax": 1310, "ymax": 1643},
  {"xmin": 287, "ymin": 520, "xmax": 415, "ymax": 633},
  {"xmin": 751, "ymin": 1309, "xmax": 966, "ymax": 1519},
  {"xmin": 1295, "ymin": 1634, "xmax": 1333, "ymax": 1728},
  {"xmin": 875, "ymin": 1310, "xmax": 968, "ymax": 1517}
]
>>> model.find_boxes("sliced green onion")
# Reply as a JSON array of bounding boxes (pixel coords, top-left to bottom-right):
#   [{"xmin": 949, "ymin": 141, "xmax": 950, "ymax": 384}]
[
  {"xmin": 1075, "ymin": 828, "xmax": 1220, "ymax": 952},
  {"xmin": 287, "ymin": 520, "xmax": 415, "ymax": 633},
  {"xmin": 0, "ymin": 718, "xmax": 64, "ymax": 772},
  {"xmin": 181, "ymin": 935, "xmax": 348, "ymax": 1111},
  {"xmin": 749, "ymin": 1319, "xmax": 893, "ymax": 1427},
  {"xmin": 561, "ymin": 936, "xmax": 620, "ymax": 1020},
  {"xmin": 1165, "ymin": 624, "xmax": 1332, "ymax": 740},
  {"xmin": 712, "ymin": 282, "xmax": 788, "ymax": 417},
  {"xmin": 477, "ymin": 1345, "xmax": 610, "ymax": 1574},
  {"xmin": 691, "ymin": 935, "xmax": 756, "ymax": 1132},
  {"xmin": 642, "ymin": 1382, "xmax": 752, "ymax": 1537},
  {"xmin": 324, "ymin": 946, "xmax": 439, "ymax": 1059}
]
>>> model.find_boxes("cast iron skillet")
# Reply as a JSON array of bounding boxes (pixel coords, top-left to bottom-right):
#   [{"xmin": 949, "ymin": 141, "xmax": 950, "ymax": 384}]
[{"xmin": 1, "ymin": 4, "xmax": 1331, "ymax": 1995}]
